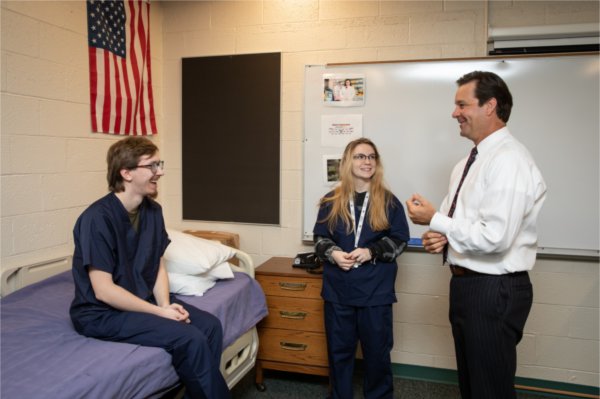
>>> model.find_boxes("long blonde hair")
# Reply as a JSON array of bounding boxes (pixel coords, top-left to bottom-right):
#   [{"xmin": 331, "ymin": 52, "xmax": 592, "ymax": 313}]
[{"xmin": 319, "ymin": 138, "xmax": 393, "ymax": 234}]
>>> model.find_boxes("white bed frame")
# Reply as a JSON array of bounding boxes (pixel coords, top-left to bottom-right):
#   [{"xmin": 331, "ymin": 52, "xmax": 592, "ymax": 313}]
[
  {"xmin": 1, "ymin": 246, "xmax": 259, "ymax": 390},
  {"xmin": 219, "ymin": 247, "xmax": 259, "ymax": 388}
]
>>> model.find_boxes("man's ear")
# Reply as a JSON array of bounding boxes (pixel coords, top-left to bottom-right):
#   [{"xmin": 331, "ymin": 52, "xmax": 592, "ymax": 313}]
[
  {"xmin": 485, "ymin": 97, "xmax": 498, "ymax": 116},
  {"xmin": 120, "ymin": 168, "xmax": 133, "ymax": 183}
]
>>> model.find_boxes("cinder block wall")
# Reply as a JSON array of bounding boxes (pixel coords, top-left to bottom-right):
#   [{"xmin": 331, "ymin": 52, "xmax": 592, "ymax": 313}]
[
  {"xmin": 1, "ymin": 0, "xmax": 164, "ymax": 270},
  {"xmin": 1, "ymin": 0, "xmax": 598, "ymax": 388}
]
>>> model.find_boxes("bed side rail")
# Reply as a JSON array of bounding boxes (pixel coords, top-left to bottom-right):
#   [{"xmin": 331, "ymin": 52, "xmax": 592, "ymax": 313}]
[
  {"xmin": 1, "ymin": 255, "xmax": 72, "ymax": 297},
  {"xmin": 230, "ymin": 249, "xmax": 255, "ymax": 278}
]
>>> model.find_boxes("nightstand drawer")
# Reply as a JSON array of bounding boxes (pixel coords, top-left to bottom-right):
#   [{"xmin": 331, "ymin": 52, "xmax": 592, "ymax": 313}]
[
  {"xmin": 258, "ymin": 328, "xmax": 328, "ymax": 367},
  {"xmin": 260, "ymin": 296, "xmax": 324, "ymax": 332},
  {"xmin": 256, "ymin": 275, "xmax": 322, "ymax": 299}
]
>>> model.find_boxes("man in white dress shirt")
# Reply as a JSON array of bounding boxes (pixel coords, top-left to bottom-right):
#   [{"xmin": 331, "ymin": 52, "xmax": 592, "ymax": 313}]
[{"xmin": 405, "ymin": 71, "xmax": 547, "ymax": 399}]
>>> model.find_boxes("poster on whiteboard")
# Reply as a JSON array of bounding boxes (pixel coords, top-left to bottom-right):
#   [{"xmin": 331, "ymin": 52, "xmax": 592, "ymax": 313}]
[
  {"xmin": 323, "ymin": 154, "xmax": 342, "ymax": 184},
  {"xmin": 321, "ymin": 114, "xmax": 363, "ymax": 147},
  {"xmin": 323, "ymin": 73, "xmax": 365, "ymax": 106}
]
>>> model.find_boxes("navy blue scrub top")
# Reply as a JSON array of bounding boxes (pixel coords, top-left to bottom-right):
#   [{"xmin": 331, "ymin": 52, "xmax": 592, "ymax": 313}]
[
  {"xmin": 70, "ymin": 193, "xmax": 170, "ymax": 328},
  {"xmin": 313, "ymin": 191, "xmax": 409, "ymax": 307}
]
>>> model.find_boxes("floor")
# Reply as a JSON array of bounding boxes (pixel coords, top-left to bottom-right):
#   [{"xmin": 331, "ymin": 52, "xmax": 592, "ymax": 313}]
[{"xmin": 230, "ymin": 369, "xmax": 553, "ymax": 399}]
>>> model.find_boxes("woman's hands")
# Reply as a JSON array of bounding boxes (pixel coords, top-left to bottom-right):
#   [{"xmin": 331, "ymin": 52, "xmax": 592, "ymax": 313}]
[{"xmin": 331, "ymin": 247, "xmax": 372, "ymax": 271}]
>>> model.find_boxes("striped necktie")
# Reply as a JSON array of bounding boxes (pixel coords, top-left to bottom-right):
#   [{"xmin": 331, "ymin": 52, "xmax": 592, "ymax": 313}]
[{"xmin": 443, "ymin": 147, "xmax": 478, "ymax": 264}]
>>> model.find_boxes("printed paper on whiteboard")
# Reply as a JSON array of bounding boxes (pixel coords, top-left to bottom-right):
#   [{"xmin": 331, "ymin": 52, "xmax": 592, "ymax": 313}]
[
  {"xmin": 323, "ymin": 73, "xmax": 365, "ymax": 107},
  {"xmin": 321, "ymin": 114, "xmax": 363, "ymax": 147},
  {"xmin": 323, "ymin": 154, "xmax": 342, "ymax": 184}
]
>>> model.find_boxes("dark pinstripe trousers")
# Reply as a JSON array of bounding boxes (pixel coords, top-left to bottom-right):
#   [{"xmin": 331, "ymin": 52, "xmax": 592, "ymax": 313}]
[{"xmin": 449, "ymin": 272, "xmax": 533, "ymax": 399}]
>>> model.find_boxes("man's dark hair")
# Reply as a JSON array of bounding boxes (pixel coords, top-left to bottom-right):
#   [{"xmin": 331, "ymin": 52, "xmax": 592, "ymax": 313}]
[
  {"xmin": 107, "ymin": 137, "xmax": 158, "ymax": 192},
  {"xmin": 457, "ymin": 71, "xmax": 513, "ymax": 123}
]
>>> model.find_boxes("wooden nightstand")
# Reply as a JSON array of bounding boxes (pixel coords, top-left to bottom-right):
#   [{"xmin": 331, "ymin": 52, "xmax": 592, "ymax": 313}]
[{"xmin": 254, "ymin": 257, "xmax": 328, "ymax": 390}]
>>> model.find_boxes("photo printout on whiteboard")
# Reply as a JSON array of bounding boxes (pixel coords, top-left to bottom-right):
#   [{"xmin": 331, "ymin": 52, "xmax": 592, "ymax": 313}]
[
  {"xmin": 323, "ymin": 155, "xmax": 342, "ymax": 184},
  {"xmin": 323, "ymin": 73, "xmax": 365, "ymax": 106},
  {"xmin": 321, "ymin": 114, "xmax": 363, "ymax": 147}
]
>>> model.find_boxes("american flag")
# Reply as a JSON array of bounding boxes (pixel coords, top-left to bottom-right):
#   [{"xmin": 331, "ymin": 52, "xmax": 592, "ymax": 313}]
[{"xmin": 87, "ymin": 0, "xmax": 157, "ymax": 135}]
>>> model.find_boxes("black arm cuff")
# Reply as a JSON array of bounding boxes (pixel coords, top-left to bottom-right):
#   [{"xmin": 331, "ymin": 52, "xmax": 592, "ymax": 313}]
[
  {"xmin": 368, "ymin": 237, "xmax": 407, "ymax": 263},
  {"xmin": 314, "ymin": 235, "xmax": 338, "ymax": 262}
]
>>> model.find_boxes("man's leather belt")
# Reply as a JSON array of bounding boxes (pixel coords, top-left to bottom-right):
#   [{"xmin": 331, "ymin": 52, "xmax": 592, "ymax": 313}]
[
  {"xmin": 449, "ymin": 265, "xmax": 482, "ymax": 276},
  {"xmin": 449, "ymin": 265, "xmax": 528, "ymax": 277}
]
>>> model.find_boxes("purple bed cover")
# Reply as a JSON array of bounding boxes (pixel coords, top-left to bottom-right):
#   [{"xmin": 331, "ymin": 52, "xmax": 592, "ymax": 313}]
[{"xmin": 0, "ymin": 271, "xmax": 267, "ymax": 399}]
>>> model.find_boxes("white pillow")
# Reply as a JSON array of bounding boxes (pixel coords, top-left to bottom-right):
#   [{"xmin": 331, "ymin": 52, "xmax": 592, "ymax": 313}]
[
  {"xmin": 164, "ymin": 229, "xmax": 235, "ymax": 278},
  {"xmin": 167, "ymin": 261, "xmax": 234, "ymax": 296},
  {"xmin": 208, "ymin": 261, "xmax": 236, "ymax": 279},
  {"xmin": 168, "ymin": 272, "xmax": 217, "ymax": 296}
]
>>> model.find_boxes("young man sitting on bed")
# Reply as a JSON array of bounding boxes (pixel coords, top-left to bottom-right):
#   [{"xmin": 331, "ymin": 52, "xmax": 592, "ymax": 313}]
[{"xmin": 69, "ymin": 137, "xmax": 231, "ymax": 399}]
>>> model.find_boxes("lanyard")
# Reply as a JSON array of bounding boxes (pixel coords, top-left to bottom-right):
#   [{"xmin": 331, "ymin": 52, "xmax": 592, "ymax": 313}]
[{"xmin": 349, "ymin": 191, "xmax": 369, "ymax": 248}]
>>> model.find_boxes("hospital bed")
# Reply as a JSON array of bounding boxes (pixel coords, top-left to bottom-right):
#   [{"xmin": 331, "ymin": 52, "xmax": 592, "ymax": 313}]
[{"xmin": 0, "ymin": 230, "xmax": 267, "ymax": 399}]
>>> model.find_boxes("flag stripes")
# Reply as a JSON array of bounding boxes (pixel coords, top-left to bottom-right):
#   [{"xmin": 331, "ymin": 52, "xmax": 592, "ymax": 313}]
[{"xmin": 87, "ymin": 0, "xmax": 157, "ymax": 135}]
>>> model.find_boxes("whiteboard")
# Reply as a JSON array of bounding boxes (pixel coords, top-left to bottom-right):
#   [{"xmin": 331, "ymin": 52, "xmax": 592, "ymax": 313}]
[{"xmin": 303, "ymin": 54, "xmax": 599, "ymax": 257}]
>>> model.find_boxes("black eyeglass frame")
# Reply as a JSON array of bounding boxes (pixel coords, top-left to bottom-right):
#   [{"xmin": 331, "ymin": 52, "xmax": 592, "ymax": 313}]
[
  {"xmin": 134, "ymin": 160, "xmax": 165, "ymax": 174},
  {"xmin": 352, "ymin": 154, "xmax": 378, "ymax": 161}
]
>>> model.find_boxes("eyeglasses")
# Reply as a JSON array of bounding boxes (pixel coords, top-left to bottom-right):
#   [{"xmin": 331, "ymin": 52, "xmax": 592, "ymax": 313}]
[
  {"xmin": 135, "ymin": 160, "xmax": 164, "ymax": 174},
  {"xmin": 352, "ymin": 154, "xmax": 378, "ymax": 161}
]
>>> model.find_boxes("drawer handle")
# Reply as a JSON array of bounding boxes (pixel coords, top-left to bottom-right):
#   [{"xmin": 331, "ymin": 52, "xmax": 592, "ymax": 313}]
[
  {"xmin": 278, "ymin": 282, "xmax": 307, "ymax": 291},
  {"xmin": 280, "ymin": 341, "xmax": 308, "ymax": 351},
  {"xmin": 279, "ymin": 311, "xmax": 307, "ymax": 319}
]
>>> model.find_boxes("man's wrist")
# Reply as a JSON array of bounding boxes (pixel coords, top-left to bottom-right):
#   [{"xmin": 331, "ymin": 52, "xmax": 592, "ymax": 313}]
[{"xmin": 430, "ymin": 211, "xmax": 450, "ymax": 235}]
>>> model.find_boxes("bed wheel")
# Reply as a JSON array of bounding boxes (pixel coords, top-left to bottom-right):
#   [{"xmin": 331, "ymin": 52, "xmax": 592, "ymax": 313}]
[{"xmin": 255, "ymin": 382, "xmax": 266, "ymax": 392}]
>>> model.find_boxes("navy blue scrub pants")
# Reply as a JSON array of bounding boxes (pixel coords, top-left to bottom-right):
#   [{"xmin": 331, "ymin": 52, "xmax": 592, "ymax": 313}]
[
  {"xmin": 449, "ymin": 272, "xmax": 532, "ymax": 399},
  {"xmin": 324, "ymin": 301, "xmax": 394, "ymax": 399},
  {"xmin": 79, "ymin": 298, "xmax": 230, "ymax": 399}
]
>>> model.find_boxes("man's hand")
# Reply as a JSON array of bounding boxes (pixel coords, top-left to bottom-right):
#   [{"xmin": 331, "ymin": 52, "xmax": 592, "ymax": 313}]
[
  {"xmin": 406, "ymin": 194, "xmax": 436, "ymax": 225},
  {"xmin": 160, "ymin": 303, "xmax": 191, "ymax": 323},
  {"xmin": 88, "ymin": 267, "xmax": 190, "ymax": 322},
  {"xmin": 421, "ymin": 230, "xmax": 448, "ymax": 254}
]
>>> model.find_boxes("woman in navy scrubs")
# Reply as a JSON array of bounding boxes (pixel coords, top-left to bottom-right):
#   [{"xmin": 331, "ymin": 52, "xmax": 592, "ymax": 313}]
[{"xmin": 314, "ymin": 138, "xmax": 409, "ymax": 399}]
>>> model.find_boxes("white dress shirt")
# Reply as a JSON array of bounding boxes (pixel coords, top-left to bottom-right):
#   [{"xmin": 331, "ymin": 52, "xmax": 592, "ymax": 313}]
[{"xmin": 430, "ymin": 127, "xmax": 547, "ymax": 274}]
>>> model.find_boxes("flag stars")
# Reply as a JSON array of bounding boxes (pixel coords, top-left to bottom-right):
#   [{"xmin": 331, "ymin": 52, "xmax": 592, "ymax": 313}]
[{"xmin": 88, "ymin": 0, "xmax": 127, "ymax": 56}]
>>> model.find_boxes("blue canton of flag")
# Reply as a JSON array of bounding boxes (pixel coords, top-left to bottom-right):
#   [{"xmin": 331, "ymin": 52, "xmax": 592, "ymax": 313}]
[{"xmin": 87, "ymin": 1, "xmax": 126, "ymax": 57}]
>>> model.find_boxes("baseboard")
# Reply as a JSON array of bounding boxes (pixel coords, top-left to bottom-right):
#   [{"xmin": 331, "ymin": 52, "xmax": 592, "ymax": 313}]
[{"xmin": 386, "ymin": 363, "xmax": 599, "ymax": 399}]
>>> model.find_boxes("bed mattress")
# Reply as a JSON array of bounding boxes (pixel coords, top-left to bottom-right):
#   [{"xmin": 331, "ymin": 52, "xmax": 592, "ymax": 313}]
[{"xmin": 0, "ymin": 271, "xmax": 267, "ymax": 399}]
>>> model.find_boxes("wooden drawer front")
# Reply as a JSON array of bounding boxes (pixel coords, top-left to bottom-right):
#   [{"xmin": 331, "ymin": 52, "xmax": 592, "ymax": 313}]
[
  {"xmin": 258, "ymin": 328, "xmax": 328, "ymax": 367},
  {"xmin": 260, "ymin": 297, "xmax": 324, "ymax": 332},
  {"xmin": 256, "ymin": 275, "xmax": 322, "ymax": 299}
]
